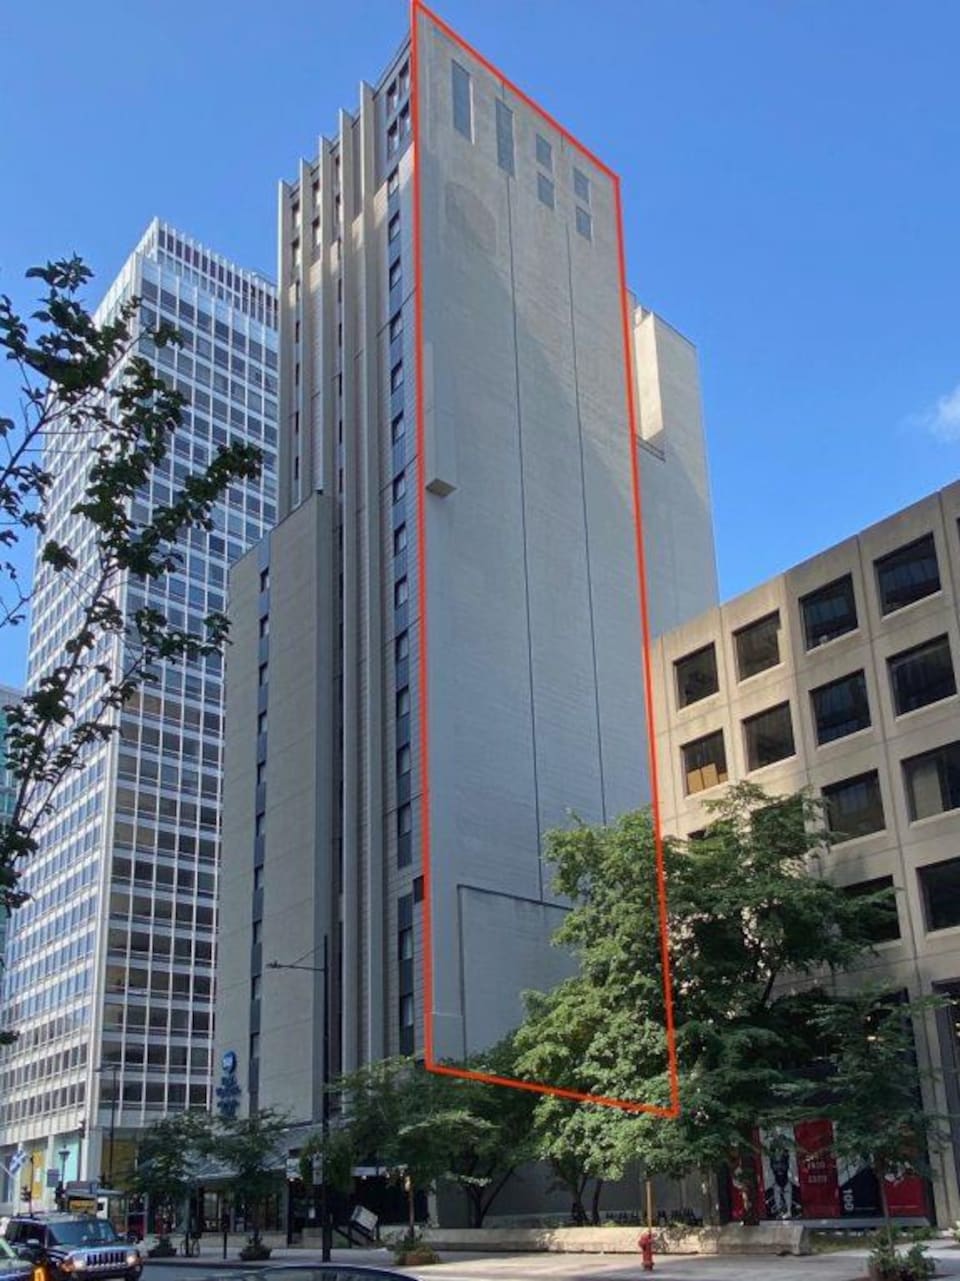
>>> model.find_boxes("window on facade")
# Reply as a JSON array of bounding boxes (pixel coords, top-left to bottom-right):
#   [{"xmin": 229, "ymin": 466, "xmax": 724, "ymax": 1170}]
[
  {"xmin": 919, "ymin": 858, "xmax": 960, "ymax": 932},
  {"xmin": 389, "ymin": 259, "xmax": 402, "ymax": 291},
  {"xmin": 675, "ymin": 644, "xmax": 719, "ymax": 708},
  {"xmin": 398, "ymin": 104, "xmax": 410, "ymax": 138},
  {"xmin": 388, "ymin": 213, "xmax": 401, "ymax": 243},
  {"xmin": 575, "ymin": 208, "xmax": 592, "ymax": 240},
  {"xmin": 258, "ymin": 615, "xmax": 269, "ymax": 638},
  {"xmin": 452, "ymin": 60, "xmax": 472, "ymax": 138},
  {"xmin": 390, "ymin": 362, "xmax": 404, "ymax": 392},
  {"xmin": 734, "ymin": 611, "xmax": 781, "ymax": 680},
  {"xmin": 258, "ymin": 663, "xmax": 268, "ymax": 688},
  {"xmin": 397, "ymin": 687, "xmax": 410, "ymax": 719},
  {"xmin": 536, "ymin": 133, "xmax": 553, "ymax": 170},
  {"xmin": 842, "ymin": 876, "xmax": 900, "ymax": 943},
  {"xmin": 889, "ymin": 635, "xmax": 956, "ymax": 715},
  {"xmin": 682, "ymin": 729, "xmax": 728, "ymax": 795},
  {"xmin": 394, "ymin": 577, "xmax": 408, "ymax": 609},
  {"xmin": 903, "ymin": 740, "xmax": 960, "ymax": 821},
  {"xmin": 573, "ymin": 167, "xmax": 591, "ymax": 203},
  {"xmin": 259, "ymin": 567, "xmax": 270, "ymax": 592},
  {"xmin": 391, "ymin": 412, "xmax": 405, "ymax": 444},
  {"xmin": 394, "ymin": 524, "xmax": 407, "ymax": 556},
  {"xmin": 398, "ymin": 802, "xmax": 412, "ymax": 836},
  {"xmin": 811, "ymin": 670, "xmax": 871, "ymax": 744},
  {"xmin": 387, "ymin": 168, "xmax": 399, "ymax": 197},
  {"xmin": 537, "ymin": 173, "xmax": 555, "ymax": 209},
  {"xmin": 392, "ymin": 473, "xmax": 406, "ymax": 503},
  {"xmin": 743, "ymin": 702, "xmax": 795, "ymax": 770},
  {"xmin": 496, "ymin": 99, "xmax": 515, "ymax": 175},
  {"xmin": 389, "ymin": 312, "xmax": 403, "ymax": 341},
  {"xmin": 875, "ymin": 534, "xmax": 940, "ymax": 615},
  {"xmin": 387, "ymin": 122, "xmax": 399, "ymax": 156},
  {"xmin": 397, "ymin": 745, "xmax": 411, "ymax": 775},
  {"xmin": 801, "ymin": 575, "xmax": 858, "ymax": 649},
  {"xmin": 257, "ymin": 711, "xmax": 268, "ymax": 736},
  {"xmin": 822, "ymin": 771, "xmax": 885, "ymax": 842},
  {"xmin": 395, "ymin": 630, "xmax": 410, "ymax": 662}
]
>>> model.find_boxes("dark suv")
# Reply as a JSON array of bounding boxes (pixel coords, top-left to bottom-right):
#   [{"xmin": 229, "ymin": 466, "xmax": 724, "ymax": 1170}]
[{"xmin": 3, "ymin": 1215, "xmax": 142, "ymax": 1281}]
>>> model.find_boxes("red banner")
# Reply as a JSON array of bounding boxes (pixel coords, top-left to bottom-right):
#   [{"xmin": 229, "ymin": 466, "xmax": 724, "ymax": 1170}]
[{"xmin": 795, "ymin": 1120, "xmax": 840, "ymax": 1218}]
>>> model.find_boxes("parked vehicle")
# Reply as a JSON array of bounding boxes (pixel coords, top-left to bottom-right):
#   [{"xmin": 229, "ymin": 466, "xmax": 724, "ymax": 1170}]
[
  {"xmin": 0, "ymin": 1237, "xmax": 37, "ymax": 1281},
  {"xmin": 2, "ymin": 1214, "xmax": 142, "ymax": 1281}
]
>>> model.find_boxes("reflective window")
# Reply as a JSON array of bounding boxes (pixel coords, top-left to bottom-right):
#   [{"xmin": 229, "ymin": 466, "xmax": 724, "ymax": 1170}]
[
  {"xmin": 875, "ymin": 534, "xmax": 940, "ymax": 615},
  {"xmin": 452, "ymin": 61, "xmax": 472, "ymax": 139},
  {"xmin": 889, "ymin": 635, "xmax": 955, "ymax": 715},
  {"xmin": 537, "ymin": 173, "xmax": 555, "ymax": 209},
  {"xmin": 675, "ymin": 644, "xmax": 719, "ymax": 709},
  {"xmin": 734, "ymin": 611, "xmax": 781, "ymax": 680},
  {"xmin": 536, "ymin": 134, "xmax": 553, "ymax": 170},
  {"xmin": 903, "ymin": 740, "xmax": 960, "ymax": 821},
  {"xmin": 811, "ymin": 670, "xmax": 871, "ymax": 744},
  {"xmin": 919, "ymin": 858, "xmax": 960, "ymax": 932},
  {"xmin": 743, "ymin": 702, "xmax": 795, "ymax": 770},
  {"xmin": 496, "ymin": 99, "xmax": 515, "ymax": 175},
  {"xmin": 682, "ymin": 730, "xmax": 727, "ymax": 795},
  {"xmin": 823, "ymin": 771, "xmax": 885, "ymax": 842},
  {"xmin": 801, "ymin": 575, "xmax": 858, "ymax": 649},
  {"xmin": 573, "ymin": 167, "xmax": 590, "ymax": 203}
]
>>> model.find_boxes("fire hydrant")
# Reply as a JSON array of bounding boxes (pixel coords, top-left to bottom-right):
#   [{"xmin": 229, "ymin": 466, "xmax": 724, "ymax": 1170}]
[{"xmin": 638, "ymin": 1229, "xmax": 655, "ymax": 1271}]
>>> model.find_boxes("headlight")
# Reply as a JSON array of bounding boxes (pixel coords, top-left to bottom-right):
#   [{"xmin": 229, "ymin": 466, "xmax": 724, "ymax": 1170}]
[
  {"xmin": 64, "ymin": 1255, "xmax": 87, "ymax": 1272},
  {"xmin": 125, "ymin": 1252, "xmax": 140, "ymax": 1268}
]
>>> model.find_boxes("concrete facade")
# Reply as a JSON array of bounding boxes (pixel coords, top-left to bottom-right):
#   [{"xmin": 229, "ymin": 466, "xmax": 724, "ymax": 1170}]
[
  {"xmin": 652, "ymin": 481, "xmax": 960, "ymax": 1224},
  {"xmin": 216, "ymin": 10, "xmax": 717, "ymax": 1122}
]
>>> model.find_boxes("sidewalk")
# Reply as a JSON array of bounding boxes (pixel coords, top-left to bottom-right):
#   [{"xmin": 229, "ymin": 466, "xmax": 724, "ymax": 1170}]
[{"xmin": 144, "ymin": 1237, "xmax": 960, "ymax": 1280}]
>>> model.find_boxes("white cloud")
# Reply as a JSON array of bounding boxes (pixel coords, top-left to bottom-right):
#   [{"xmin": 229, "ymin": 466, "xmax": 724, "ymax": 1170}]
[{"xmin": 914, "ymin": 382, "xmax": 960, "ymax": 442}]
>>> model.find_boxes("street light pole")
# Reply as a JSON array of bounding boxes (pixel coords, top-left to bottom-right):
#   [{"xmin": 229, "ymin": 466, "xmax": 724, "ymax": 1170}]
[
  {"xmin": 96, "ymin": 1063, "xmax": 120, "ymax": 1186},
  {"xmin": 267, "ymin": 933, "xmax": 332, "ymax": 1262}
]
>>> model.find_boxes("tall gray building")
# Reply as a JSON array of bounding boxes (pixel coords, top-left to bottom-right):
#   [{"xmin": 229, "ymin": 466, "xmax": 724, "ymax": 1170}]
[
  {"xmin": 216, "ymin": 8, "xmax": 716, "ymax": 1124},
  {"xmin": 0, "ymin": 220, "xmax": 278, "ymax": 1210},
  {"xmin": 0, "ymin": 685, "xmax": 22, "ymax": 972}
]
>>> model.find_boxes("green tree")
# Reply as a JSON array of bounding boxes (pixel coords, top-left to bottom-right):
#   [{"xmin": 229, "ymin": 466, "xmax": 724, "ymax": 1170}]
[
  {"xmin": 312, "ymin": 1047, "xmax": 536, "ymax": 1227},
  {"xmin": 0, "ymin": 258, "xmax": 262, "ymax": 1026},
  {"xmin": 129, "ymin": 1111, "xmax": 216, "ymax": 1236},
  {"xmin": 210, "ymin": 1108, "xmax": 290, "ymax": 1247},
  {"xmin": 515, "ymin": 785, "xmax": 922, "ymax": 1223}
]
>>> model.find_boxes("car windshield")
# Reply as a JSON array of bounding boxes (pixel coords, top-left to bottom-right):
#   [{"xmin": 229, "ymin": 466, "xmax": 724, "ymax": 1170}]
[{"xmin": 49, "ymin": 1220, "xmax": 122, "ymax": 1246}]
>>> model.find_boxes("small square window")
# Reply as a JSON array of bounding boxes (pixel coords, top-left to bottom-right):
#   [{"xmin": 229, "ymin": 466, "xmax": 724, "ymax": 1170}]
[
  {"xmin": 389, "ymin": 259, "xmax": 402, "ymax": 291},
  {"xmin": 810, "ymin": 670, "xmax": 871, "ymax": 744},
  {"xmin": 257, "ymin": 711, "xmax": 268, "ymax": 736},
  {"xmin": 875, "ymin": 534, "xmax": 940, "ymax": 615},
  {"xmin": 822, "ymin": 771, "xmax": 885, "ymax": 842},
  {"xmin": 575, "ymin": 207, "xmax": 592, "ymax": 240},
  {"xmin": 394, "ymin": 524, "xmax": 407, "ymax": 556},
  {"xmin": 398, "ymin": 105, "xmax": 410, "ymax": 138},
  {"xmin": 397, "ymin": 686, "xmax": 410, "ymax": 718},
  {"xmin": 734, "ymin": 612, "xmax": 781, "ymax": 680},
  {"xmin": 387, "ymin": 122, "xmax": 399, "ymax": 156},
  {"xmin": 903, "ymin": 740, "xmax": 960, "ymax": 821},
  {"xmin": 537, "ymin": 174, "xmax": 555, "ymax": 209},
  {"xmin": 398, "ymin": 802, "xmax": 413, "ymax": 836},
  {"xmin": 259, "ymin": 567, "xmax": 270, "ymax": 592},
  {"xmin": 397, "ymin": 744, "xmax": 411, "ymax": 775},
  {"xmin": 413, "ymin": 875, "xmax": 424, "ymax": 902},
  {"xmin": 389, "ymin": 312, "xmax": 403, "ymax": 341},
  {"xmin": 675, "ymin": 644, "xmax": 719, "ymax": 708},
  {"xmin": 919, "ymin": 858, "xmax": 960, "ymax": 932},
  {"xmin": 394, "ymin": 577, "xmax": 409, "ymax": 609},
  {"xmin": 743, "ymin": 702, "xmax": 795, "ymax": 770},
  {"xmin": 681, "ymin": 730, "xmax": 728, "ymax": 795},
  {"xmin": 387, "ymin": 168, "xmax": 399, "ymax": 197},
  {"xmin": 388, "ymin": 213, "xmax": 401, "ymax": 242},
  {"xmin": 259, "ymin": 615, "xmax": 270, "ymax": 638},
  {"xmin": 801, "ymin": 575, "xmax": 857, "ymax": 649},
  {"xmin": 888, "ymin": 634, "xmax": 956, "ymax": 715},
  {"xmin": 390, "ymin": 362, "xmax": 404, "ymax": 392},
  {"xmin": 393, "ymin": 473, "xmax": 406, "ymax": 503},
  {"xmin": 395, "ymin": 630, "xmax": 410, "ymax": 662},
  {"xmin": 258, "ymin": 663, "xmax": 268, "ymax": 688},
  {"xmin": 573, "ymin": 167, "xmax": 590, "ymax": 203},
  {"xmin": 452, "ymin": 60, "xmax": 472, "ymax": 139},
  {"xmin": 536, "ymin": 134, "xmax": 553, "ymax": 170},
  {"xmin": 391, "ymin": 413, "xmax": 405, "ymax": 444},
  {"xmin": 386, "ymin": 79, "xmax": 398, "ymax": 115}
]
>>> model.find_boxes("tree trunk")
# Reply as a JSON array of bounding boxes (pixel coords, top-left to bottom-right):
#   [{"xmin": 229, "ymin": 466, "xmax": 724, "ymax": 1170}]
[{"xmin": 590, "ymin": 1178, "xmax": 604, "ymax": 1226}]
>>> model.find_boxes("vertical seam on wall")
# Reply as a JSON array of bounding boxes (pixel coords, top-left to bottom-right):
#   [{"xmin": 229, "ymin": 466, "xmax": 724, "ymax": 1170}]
[
  {"xmin": 505, "ymin": 166, "xmax": 544, "ymax": 899},
  {"xmin": 565, "ymin": 225, "xmax": 607, "ymax": 823}
]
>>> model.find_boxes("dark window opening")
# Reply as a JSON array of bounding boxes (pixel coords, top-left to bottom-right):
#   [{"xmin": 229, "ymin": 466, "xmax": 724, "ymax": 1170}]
[
  {"xmin": 682, "ymin": 730, "xmax": 727, "ymax": 795},
  {"xmin": 811, "ymin": 670, "xmax": 871, "ymax": 744},
  {"xmin": 919, "ymin": 858, "xmax": 960, "ymax": 932},
  {"xmin": 903, "ymin": 740, "xmax": 960, "ymax": 821},
  {"xmin": 734, "ymin": 611, "xmax": 781, "ymax": 680},
  {"xmin": 801, "ymin": 575, "xmax": 858, "ymax": 649},
  {"xmin": 743, "ymin": 702, "xmax": 795, "ymax": 770},
  {"xmin": 842, "ymin": 876, "xmax": 900, "ymax": 943},
  {"xmin": 889, "ymin": 635, "xmax": 956, "ymax": 715},
  {"xmin": 675, "ymin": 643, "xmax": 719, "ymax": 709},
  {"xmin": 876, "ymin": 534, "xmax": 940, "ymax": 615},
  {"xmin": 823, "ymin": 771, "xmax": 885, "ymax": 842}
]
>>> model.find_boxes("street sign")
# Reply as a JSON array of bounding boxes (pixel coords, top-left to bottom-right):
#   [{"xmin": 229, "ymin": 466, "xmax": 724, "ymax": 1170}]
[{"xmin": 46, "ymin": 1169, "xmax": 59, "ymax": 1188}]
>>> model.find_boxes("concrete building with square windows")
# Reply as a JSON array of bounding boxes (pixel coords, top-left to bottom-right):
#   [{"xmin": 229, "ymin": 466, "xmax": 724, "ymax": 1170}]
[
  {"xmin": 0, "ymin": 221, "xmax": 278, "ymax": 1212},
  {"xmin": 215, "ymin": 6, "xmax": 718, "ymax": 1129},
  {"xmin": 651, "ymin": 480, "xmax": 960, "ymax": 1225}
]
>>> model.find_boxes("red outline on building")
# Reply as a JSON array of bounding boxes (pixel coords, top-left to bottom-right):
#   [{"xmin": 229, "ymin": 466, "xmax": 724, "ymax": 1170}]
[{"xmin": 410, "ymin": 0, "xmax": 680, "ymax": 1118}]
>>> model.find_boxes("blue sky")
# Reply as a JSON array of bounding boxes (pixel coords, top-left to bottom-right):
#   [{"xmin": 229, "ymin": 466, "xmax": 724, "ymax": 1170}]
[{"xmin": 1, "ymin": 0, "xmax": 958, "ymax": 688}]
